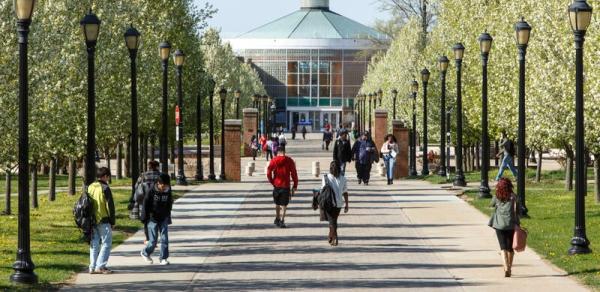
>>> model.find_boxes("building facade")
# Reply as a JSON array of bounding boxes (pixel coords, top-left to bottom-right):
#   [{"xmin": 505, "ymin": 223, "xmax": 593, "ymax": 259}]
[{"xmin": 227, "ymin": 0, "xmax": 387, "ymax": 132}]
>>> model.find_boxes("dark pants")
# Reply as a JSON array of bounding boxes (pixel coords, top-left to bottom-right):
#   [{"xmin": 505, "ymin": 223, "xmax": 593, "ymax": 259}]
[
  {"xmin": 495, "ymin": 229, "xmax": 515, "ymax": 252},
  {"xmin": 266, "ymin": 150, "xmax": 273, "ymax": 161},
  {"xmin": 252, "ymin": 149, "xmax": 257, "ymax": 160},
  {"xmin": 292, "ymin": 132, "xmax": 296, "ymax": 139},
  {"xmin": 303, "ymin": 133, "xmax": 306, "ymax": 139},
  {"xmin": 356, "ymin": 162, "xmax": 372, "ymax": 183}
]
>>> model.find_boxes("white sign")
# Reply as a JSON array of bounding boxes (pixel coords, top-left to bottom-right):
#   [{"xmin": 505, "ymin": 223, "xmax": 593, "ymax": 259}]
[{"xmin": 176, "ymin": 126, "xmax": 180, "ymax": 141}]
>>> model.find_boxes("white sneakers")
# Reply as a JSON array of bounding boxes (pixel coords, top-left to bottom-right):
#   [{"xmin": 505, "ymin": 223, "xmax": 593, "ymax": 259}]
[
  {"xmin": 141, "ymin": 251, "xmax": 153, "ymax": 264},
  {"xmin": 160, "ymin": 259, "xmax": 170, "ymax": 265}
]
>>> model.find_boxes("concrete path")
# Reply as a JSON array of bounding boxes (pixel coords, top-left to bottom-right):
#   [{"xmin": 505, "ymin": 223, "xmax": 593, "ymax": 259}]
[{"xmin": 64, "ymin": 137, "xmax": 588, "ymax": 291}]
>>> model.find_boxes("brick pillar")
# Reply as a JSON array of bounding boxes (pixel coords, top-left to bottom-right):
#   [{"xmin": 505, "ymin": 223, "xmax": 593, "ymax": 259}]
[
  {"xmin": 242, "ymin": 108, "xmax": 258, "ymax": 157},
  {"xmin": 393, "ymin": 120, "xmax": 409, "ymax": 178},
  {"xmin": 224, "ymin": 120, "xmax": 242, "ymax": 181},
  {"xmin": 373, "ymin": 110, "xmax": 388, "ymax": 152}
]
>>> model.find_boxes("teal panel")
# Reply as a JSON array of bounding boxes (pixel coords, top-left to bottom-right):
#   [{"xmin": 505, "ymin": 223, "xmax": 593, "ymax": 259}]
[
  {"xmin": 299, "ymin": 97, "xmax": 311, "ymax": 106},
  {"xmin": 331, "ymin": 98, "xmax": 342, "ymax": 106},
  {"xmin": 276, "ymin": 98, "xmax": 286, "ymax": 107},
  {"xmin": 311, "ymin": 99, "xmax": 318, "ymax": 107},
  {"xmin": 319, "ymin": 98, "xmax": 331, "ymax": 106},
  {"xmin": 289, "ymin": 11, "xmax": 341, "ymax": 39},
  {"xmin": 287, "ymin": 98, "xmax": 299, "ymax": 106},
  {"xmin": 322, "ymin": 11, "xmax": 385, "ymax": 39},
  {"xmin": 239, "ymin": 11, "xmax": 308, "ymax": 38},
  {"xmin": 348, "ymin": 99, "xmax": 354, "ymax": 107}
]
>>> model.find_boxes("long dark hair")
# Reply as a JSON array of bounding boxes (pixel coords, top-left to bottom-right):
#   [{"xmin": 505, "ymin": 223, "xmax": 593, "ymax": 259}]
[
  {"xmin": 495, "ymin": 178, "xmax": 514, "ymax": 202},
  {"xmin": 330, "ymin": 160, "xmax": 341, "ymax": 178}
]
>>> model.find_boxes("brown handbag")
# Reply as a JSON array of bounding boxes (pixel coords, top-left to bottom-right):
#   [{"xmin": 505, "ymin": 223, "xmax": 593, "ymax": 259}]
[{"xmin": 512, "ymin": 196, "xmax": 528, "ymax": 252}]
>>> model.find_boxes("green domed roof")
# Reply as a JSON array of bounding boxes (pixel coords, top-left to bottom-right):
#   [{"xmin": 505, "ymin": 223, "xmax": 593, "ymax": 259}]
[{"xmin": 237, "ymin": 5, "xmax": 386, "ymax": 40}]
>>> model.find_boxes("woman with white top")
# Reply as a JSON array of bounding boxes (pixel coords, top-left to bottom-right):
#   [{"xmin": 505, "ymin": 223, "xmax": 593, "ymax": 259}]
[
  {"xmin": 381, "ymin": 134, "xmax": 399, "ymax": 185},
  {"xmin": 321, "ymin": 160, "xmax": 349, "ymax": 246}
]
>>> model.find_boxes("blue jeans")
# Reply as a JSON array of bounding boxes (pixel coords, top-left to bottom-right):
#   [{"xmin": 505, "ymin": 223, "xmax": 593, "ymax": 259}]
[
  {"xmin": 495, "ymin": 154, "xmax": 518, "ymax": 180},
  {"xmin": 90, "ymin": 223, "xmax": 112, "ymax": 271},
  {"xmin": 384, "ymin": 155, "xmax": 396, "ymax": 180},
  {"xmin": 143, "ymin": 218, "xmax": 170, "ymax": 260}
]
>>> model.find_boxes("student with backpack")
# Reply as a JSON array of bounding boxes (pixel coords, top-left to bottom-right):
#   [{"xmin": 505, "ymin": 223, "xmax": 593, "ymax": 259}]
[
  {"xmin": 140, "ymin": 173, "xmax": 173, "ymax": 265},
  {"xmin": 87, "ymin": 167, "xmax": 115, "ymax": 274},
  {"xmin": 130, "ymin": 160, "xmax": 161, "ymax": 243},
  {"xmin": 319, "ymin": 160, "xmax": 349, "ymax": 246},
  {"xmin": 495, "ymin": 131, "xmax": 518, "ymax": 181},
  {"xmin": 250, "ymin": 135, "xmax": 259, "ymax": 161}
]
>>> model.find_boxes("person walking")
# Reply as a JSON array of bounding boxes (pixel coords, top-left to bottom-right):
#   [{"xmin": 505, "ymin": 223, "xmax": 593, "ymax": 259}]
[
  {"xmin": 323, "ymin": 129, "xmax": 333, "ymax": 151},
  {"xmin": 291, "ymin": 125, "xmax": 297, "ymax": 140},
  {"xmin": 88, "ymin": 167, "xmax": 116, "ymax": 274},
  {"xmin": 381, "ymin": 134, "xmax": 399, "ymax": 185},
  {"xmin": 250, "ymin": 135, "xmax": 259, "ymax": 161},
  {"xmin": 495, "ymin": 130, "xmax": 518, "ymax": 181},
  {"xmin": 259, "ymin": 133, "xmax": 267, "ymax": 158},
  {"xmin": 332, "ymin": 129, "xmax": 352, "ymax": 175},
  {"xmin": 302, "ymin": 125, "xmax": 307, "ymax": 140},
  {"xmin": 320, "ymin": 160, "xmax": 349, "ymax": 246},
  {"xmin": 265, "ymin": 137, "xmax": 273, "ymax": 161},
  {"xmin": 267, "ymin": 145, "xmax": 298, "ymax": 228},
  {"xmin": 140, "ymin": 173, "xmax": 173, "ymax": 265},
  {"xmin": 278, "ymin": 132, "xmax": 287, "ymax": 149},
  {"xmin": 488, "ymin": 178, "xmax": 521, "ymax": 277},
  {"xmin": 130, "ymin": 160, "xmax": 161, "ymax": 243},
  {"xmin": 352, "ymin": 132, "xmax": 377, "ymax": 185},
  {"xmin": 271, "ymin": 136, "xmax": 280, "ymax": 156}
]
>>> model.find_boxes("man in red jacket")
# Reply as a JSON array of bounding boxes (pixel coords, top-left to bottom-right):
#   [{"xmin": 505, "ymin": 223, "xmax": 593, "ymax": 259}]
[{"xmin": 267, "ymin": 145, "xmax": 298, "ymax": 228}]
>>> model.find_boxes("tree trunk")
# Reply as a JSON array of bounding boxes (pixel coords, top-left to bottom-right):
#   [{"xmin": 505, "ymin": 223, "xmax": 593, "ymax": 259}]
[
  {"xmin": 475, "ymin": 144, "xmax": 481, "ymax": 171},
  {"xmin": 125, "ymin": 138, "xmax": 131, "ymax": 178},
  {"xmin": 116, "ymin": 142, "xmax": 123, "ymax": 179},
  {"xmin": 68, "ymin": 157, "xmax": 76, "ymax": 196},
  {"xmin": 141, "ymin": 134, "xmax": 147, "ymax": 172},
  {"xmin": 530, "ymin": 149, "xmax": 537, "ymax": 164},
  {"xmin": 150, "ymin": 135, "xmax": 156, "ymax": 162},
  {"xmin": 535, "ymin": 150, "xmax": 543, "ymax": 182},
  {"xmin": 566, "ymin": 147, "xmax": 574, "ymax": 191},
  {"xmin": 3, "ymin": 171, "xmax": 11, "ymax": 215},
  {"xmin": 49, "ymin": 158, "xmax": 56, "ymax": 201},
  {"xmin": 170, "ymin": 141, "xmax": 176, "ymax": 164},
  {"xmin": 105, "ymin": 148, "xmax": 112, "ymax": 184},
  {"xmin": 31, "ymin": 163, "xmax": 38, "ymax": 209}
]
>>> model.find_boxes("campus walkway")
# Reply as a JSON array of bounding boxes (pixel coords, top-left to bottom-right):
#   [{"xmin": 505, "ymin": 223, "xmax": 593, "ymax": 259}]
[{"xmin": 65, "ymin": 136, "xmax": 588, "ymax": 291}]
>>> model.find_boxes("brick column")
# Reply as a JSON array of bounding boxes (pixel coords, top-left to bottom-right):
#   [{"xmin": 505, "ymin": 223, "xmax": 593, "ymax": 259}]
[
  {"xmin": 373, "ymin": 110, "xmax": 388, "ymax": 152},
  {"xmin": 393, "ymin": 120, "xmax": 409, "ymax": 178},
  {"xmin": 242, "ymin": 108, "xmax": 258, "ymax": 157},
  {"xmin": 224, "ymin": 120, "xmax": 242, "ymax": 181}
]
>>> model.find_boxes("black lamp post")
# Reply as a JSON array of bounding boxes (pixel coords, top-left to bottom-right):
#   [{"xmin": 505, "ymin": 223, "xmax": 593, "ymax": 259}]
[
  {"xmin": 235, "ymin": 89, "xmax": 241, "ymax": 119},
  {"xmin": 391, "ymin": 89, "xmax": 398, "ymax": 120},
  {"xmin": 253, "ymin": 94, "xmax": 259, "ymax": 134},
  {"xmin": 568, "ymin": 0, "xmax": 593, "ymax": 255},
  {"xmin": 263, "ymin": 95, "xmax": 269, "ymax": 135},
  {"xmin": 452, "ymin": 43, "xmax": 467, "ymax": 187},
  {"xmin": 368, "ymin": 93, "xmax": 373, "ymax": 131},
  {"xmin": 268, "ymin": 96, "xmax": 274, "ymax": 135},
  {"xmin": 515, "ymin": 18, "xmax": 531, "ymax": 216},
  {"xmin": 377, "ymin": 89, "xmax": 383, "ymax": 108},
  {"xmin": 219, "ymin": 87, "xmax": 227, "ymax": 180},
  {"xmin": 208, "ymin": 78, "xmax": 216, "ymax": 181},
  {"xmin": 174, "ymin": 49, "xmax": 187, "ymax": 185},
  {"xmin": 421, "ymin": 68, "xmax": 430, "ymax": 176},
  {"xmin": 362, "ymin": 95, "xmax": 366, "ymax": 132},
  {"xmin": 11, "ymin": 0, "xmax": 37, "ymax": 284},
  {"xmin": 438, "ymin": 56, "xmax": 449, "ymax": 177},
  {"xmin": 410, "ymin": 80, "xmax": 419, "ymax": 176},
  {"xmin": 479, "ymin": 32, "xmax": 493, "ymax": 198},
  {"xmin": 125, "ymin": 25, "xmax": 141, "ymax": 218},
  {"xmin": 195, "ymin": 70, "xmax": 205, "ymax": 181},
  {"xmin": 159, "ymin": 41, "xmax": 171, "ymax": 174},
  {"xmin": 271, "ymin": 102, "xmax": 276, "ymax": 135}
]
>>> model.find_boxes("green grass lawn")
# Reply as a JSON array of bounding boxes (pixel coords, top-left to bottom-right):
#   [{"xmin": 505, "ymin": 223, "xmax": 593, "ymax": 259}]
[
  {"xmin": 415, "ymin": 167, "xmax": 600, "ymax": 289},
  {"xmin": 0, "ymin": 174, "xmax": 132, "ymax": 194},
  {"xmin": 0, "ymin": 189, "xmax": 181, "ymax": 290}
]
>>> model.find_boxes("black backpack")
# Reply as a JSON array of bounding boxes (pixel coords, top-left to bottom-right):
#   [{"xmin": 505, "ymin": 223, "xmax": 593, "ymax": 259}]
[
  {"xmin": 318, "ymin": 175, "xmax": 337, "ymax": 211},
  {"xmin": 73, "ymin": 191, "xmax": 95, "ymax": 243}
]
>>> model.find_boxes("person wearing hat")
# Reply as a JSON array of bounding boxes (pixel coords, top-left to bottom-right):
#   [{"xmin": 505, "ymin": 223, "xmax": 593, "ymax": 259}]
[
  {"xmin": 352, "ymin": 131, "xmax": 377, "ymax": 185},
  {"xmin": 332, "ymin": 128, "xmax": 352, "ymax": 176}
]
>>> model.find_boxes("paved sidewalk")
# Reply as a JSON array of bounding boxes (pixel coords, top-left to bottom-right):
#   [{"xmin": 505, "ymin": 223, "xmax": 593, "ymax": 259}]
[{"xmin": 64, "ymin": 137, "xmax": 588, "ymax": 291}]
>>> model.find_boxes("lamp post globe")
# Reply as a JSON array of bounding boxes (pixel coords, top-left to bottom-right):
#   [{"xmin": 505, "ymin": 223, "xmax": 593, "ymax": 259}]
[
  {"xmin": 235, "ymin": 89, "xmax": 242, "ymax": 119},
  {"xmin": 514, "ymin": 18, "xmax": 531, "ymax": 216},
  {"xmin": 568, "ymin": 0, "xmax": 593, "ymax": 255},
  {"xmin": 409, "ymin": 79, "xmax": 419, "ymax": 177},
  {"xmin": 173, "ymin": 49, "xmax": 187, "ymax": 185},
  {"xmin": 421, "ymin": 68, "xmax": 430, "ymax": 176},
  {"xmin": 391, "ymin": 89, "xmax": 398, "ymax": 120},
  {"xmin": 478, "ymin": 32, "xmax": 493, "ymax": 198},
  {"xmin": 438, "ymin": 55, "xmax": 449, "ymax": 177},
  {"xmin": 452, "ymin": 43, "xmax": 466, "ymax": 187},
  {"xmin": 219, "ymin": 87, "xmax": 227, "ymax": 180},
  {"xmin": 158, "ymin": 41, "xmax": 171, "ymax": 173},
  {"xmin": 208, "ymin": 78, "xmax": 217, "ymax": 180},
  {"xmin": 124, "ymin": 25, "xmax": 142, "ymax": 219},
  {"xmin": 11, "ymin": 0, "xmax": 37, "ymax": 285}
]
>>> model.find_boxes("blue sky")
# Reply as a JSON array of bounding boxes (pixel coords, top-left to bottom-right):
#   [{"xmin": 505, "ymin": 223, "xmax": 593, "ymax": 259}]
[{"xmin": 194, "ymin": 0, "xmax": 389, "ymax": 38}]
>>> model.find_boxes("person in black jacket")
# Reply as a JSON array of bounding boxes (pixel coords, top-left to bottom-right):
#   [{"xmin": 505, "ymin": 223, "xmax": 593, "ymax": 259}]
[
  {"xmin": 140, "ymin": 173, "xmax": 173, "ymax": 265},
  {"xmin": 332, "ymin": 129, "xmax": 352, "ymax": 175}
]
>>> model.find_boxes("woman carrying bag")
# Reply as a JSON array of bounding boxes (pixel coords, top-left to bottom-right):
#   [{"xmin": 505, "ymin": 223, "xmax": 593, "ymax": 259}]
[
  {"xmin": 317, "ymin": 161, "xmax": 349, "ymax": 246},
  {"xmin": 380, "ymin": 134, "xmax": 399, "ymax": 185},
  {"xmin": 488, "ymin": 178, "xmax": 522, "ymax": 277}
]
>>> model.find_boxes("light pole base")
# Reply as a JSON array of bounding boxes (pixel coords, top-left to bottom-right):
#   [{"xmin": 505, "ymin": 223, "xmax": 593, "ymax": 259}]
[
  {"xmin": 219, "ymin": 174, "xmax": 226, "ymax": 181},
  {"xmin": 208, "ymin": 174, "xmax": 216, "ymax": 181},
  {"xmin": 568, "ymin": 237, "xmax": 591, "ymax": 255},
  {"xmin": 453, "ymin": 175, "xmax": 466, "ymax": 187},
  {"xmin": 176, "ymin": 175, "xmax": 188, "ymax": 186},
  {"xmin": 478, "ymin": 184, "xmax": 492, "ymax": 198},
  {"xmin": 10, "ymin": 269, "xmax": 37, "ymax": 285},
  {"xmin": 195, "ymin": 174, "xmax": 204, "ymax": 181},
  {"xmin": 409, "ymin": 169, "xmax": 418, "ymax": 177},
  {"xmin": 421, "ymin": 169, "xmax": 430, "ymax": 176}
]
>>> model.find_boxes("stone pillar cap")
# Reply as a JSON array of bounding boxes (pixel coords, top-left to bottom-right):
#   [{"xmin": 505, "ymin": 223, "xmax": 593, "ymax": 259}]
[
  {"xmin": 224, "ymin": 119, "xmax": 243, "ymax": 126},
  {"xmin": 243, "ymin": 108, "xmax": 258, "ymax": 113}
]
